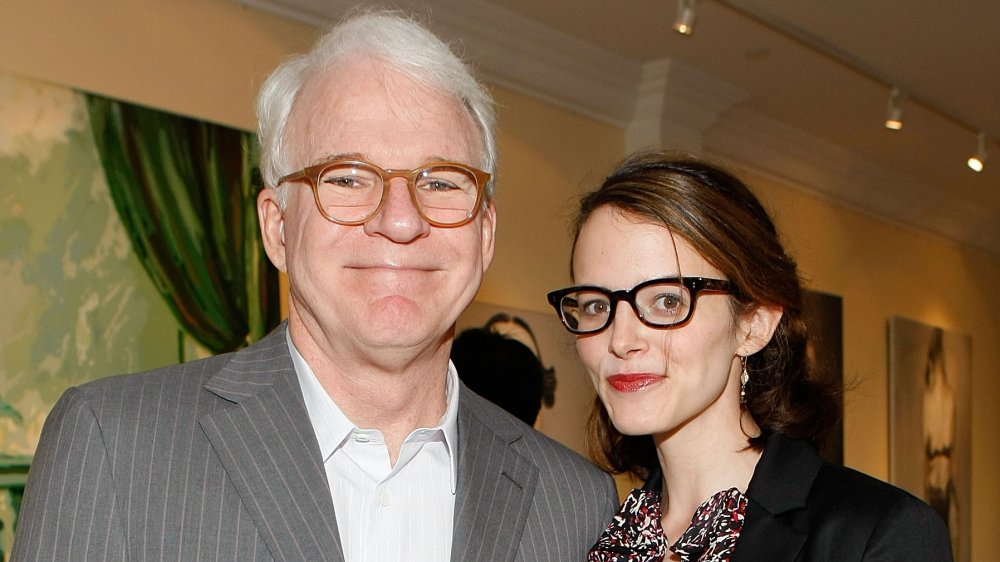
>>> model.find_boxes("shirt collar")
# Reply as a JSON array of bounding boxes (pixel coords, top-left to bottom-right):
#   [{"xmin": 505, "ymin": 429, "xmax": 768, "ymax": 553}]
[
  {"xmin": 441, "ymin": 360, "xmax": 460, "ymax": 493},
  {"xmin": 287, "ymin": 331, "xmax": 461, "ymax": 493}
]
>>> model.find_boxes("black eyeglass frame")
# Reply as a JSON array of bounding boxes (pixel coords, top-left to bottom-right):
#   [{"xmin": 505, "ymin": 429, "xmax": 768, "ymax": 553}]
[
  {"xmin": 276, "ymin": 158, "xmax": 491, "ymax": 228},
  {"xmin": 546, "ymin": 276, "xmax": 735, "ymax": 335}
]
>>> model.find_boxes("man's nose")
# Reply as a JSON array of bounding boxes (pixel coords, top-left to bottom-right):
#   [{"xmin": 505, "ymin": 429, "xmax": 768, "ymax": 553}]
[{"xmin": 362, "ymin": 177, "xmax": 431, "ymax": 242}]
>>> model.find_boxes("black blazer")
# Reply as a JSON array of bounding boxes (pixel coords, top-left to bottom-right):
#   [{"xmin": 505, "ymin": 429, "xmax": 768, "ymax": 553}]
[{"xmin": 733, "ymin": 433, "xmax": 953, "ymax": 561}]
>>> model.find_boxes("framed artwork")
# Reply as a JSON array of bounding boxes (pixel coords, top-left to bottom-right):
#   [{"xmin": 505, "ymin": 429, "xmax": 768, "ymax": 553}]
[
  {"xmin": 457, "ymin": 300, "xmax": 592, "ymax": 457},
  {"xmin": 889, "ymin": 316, "xmax": 971, "ymax": 561},
  {"xmin": 0, "ymin": 70, "xmax": 269, "ymax": 551},
  {"xmin": 803, "ymin": 290, "xmax": 844, "ymax": 465},
  {"xmin": 0, "ymin": 455, "xmax": 30, "ymax": 560}
]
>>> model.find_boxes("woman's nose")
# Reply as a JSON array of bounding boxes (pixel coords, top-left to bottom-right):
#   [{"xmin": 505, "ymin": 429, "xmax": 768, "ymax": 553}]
[{"xmin": 607, "ymin": 300, "xmax": 647, "ymax": 358}]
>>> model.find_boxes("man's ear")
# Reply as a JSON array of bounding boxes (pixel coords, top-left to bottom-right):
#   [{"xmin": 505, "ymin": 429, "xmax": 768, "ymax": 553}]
[
  {"xmin": 738, "ymin": 305, "xmax": 783, "ymax": 356},
  {"xmin": 479, "ymin": 200, "xmax": 496, "ymax": 271},
  {"xmin": 258, "ymin": 187, "xmax": 287, "ymax": 272}
]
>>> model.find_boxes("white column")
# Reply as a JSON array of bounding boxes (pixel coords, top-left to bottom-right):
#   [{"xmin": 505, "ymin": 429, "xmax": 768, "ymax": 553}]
[{"xmin": 626, "ymin": 58, "xmax": 748, "ymax": 154}]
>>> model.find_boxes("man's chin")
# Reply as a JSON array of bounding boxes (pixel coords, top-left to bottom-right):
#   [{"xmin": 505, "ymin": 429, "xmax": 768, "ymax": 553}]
[{"xmin": 361, "ymin": 299, "xmax": 435, "ymax": 339}]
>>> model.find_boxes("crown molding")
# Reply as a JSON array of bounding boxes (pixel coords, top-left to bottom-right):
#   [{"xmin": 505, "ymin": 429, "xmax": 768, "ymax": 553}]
[
  {"xmin": 627, "ymin": 58, "xmax": 749, "ymax": 153},
  {"xmin": 422, "ymin": 1, "xmax": 642, "ymax": 127}
]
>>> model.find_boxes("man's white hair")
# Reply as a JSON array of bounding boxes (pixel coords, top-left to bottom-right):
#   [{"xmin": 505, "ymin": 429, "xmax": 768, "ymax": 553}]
[{"xmin": 255, "ymin": 10, "xmax": 497, "ymax": 206}]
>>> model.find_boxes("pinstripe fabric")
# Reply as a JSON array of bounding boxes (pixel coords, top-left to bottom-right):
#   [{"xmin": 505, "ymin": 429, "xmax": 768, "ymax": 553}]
[
  {"xmin": 452, "ymin": 391, "xmax": 619, "ymax": 561},
  {"xmin": 12, "ymin": 324, "xmax": 617, "ymax": 561}
]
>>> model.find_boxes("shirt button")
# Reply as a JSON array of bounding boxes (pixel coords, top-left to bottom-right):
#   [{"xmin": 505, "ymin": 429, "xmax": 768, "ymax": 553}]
[{"xmin": 379, "ymin": 487, "xmax": 391, "ymax": 507}]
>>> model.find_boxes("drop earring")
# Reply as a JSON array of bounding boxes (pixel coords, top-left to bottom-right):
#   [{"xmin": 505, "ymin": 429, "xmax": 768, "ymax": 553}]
[{"xmin": 740, "ymin": 355, "xmax": 749, "ymax": 403}]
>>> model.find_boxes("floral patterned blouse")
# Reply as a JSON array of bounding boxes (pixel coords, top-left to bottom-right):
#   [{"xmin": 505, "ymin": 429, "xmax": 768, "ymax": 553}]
[{"xmin": 588, "ymin": 487, "xmax": 748, "ymax": 562}]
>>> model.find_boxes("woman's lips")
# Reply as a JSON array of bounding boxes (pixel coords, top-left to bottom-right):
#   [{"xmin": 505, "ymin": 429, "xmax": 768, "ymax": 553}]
[{"xmin": 607, "ymin": 374, "xmax": 662, "ymax": 393}]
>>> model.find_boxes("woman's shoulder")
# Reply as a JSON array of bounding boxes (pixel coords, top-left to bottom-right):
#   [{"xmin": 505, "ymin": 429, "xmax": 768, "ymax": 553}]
[
  {"xmin": 805, "ymin": 463, "xmax": 953, "ymax": 559},
  {"xmin": 811, "ymin": 461, "xmax": 923, "ymax": 512},
  {"xmin": 756, "ymin": 433, "xmax": 933, "ymax": 517},
  {"xmin": 744, "ymin": 434, "xmax": 952, "ymax": 559}
]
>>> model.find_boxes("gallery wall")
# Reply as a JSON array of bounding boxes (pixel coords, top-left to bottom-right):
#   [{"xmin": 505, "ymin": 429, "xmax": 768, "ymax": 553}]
[{"xmin": 2, "ymin": 0, "xmax": 998, "ymax": 558}]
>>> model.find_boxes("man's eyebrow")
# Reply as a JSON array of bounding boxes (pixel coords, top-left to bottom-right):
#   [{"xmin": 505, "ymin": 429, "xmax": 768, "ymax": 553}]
[{"xmin": 310, "ymin": 152, "xmax": 365, "ymax": 166}]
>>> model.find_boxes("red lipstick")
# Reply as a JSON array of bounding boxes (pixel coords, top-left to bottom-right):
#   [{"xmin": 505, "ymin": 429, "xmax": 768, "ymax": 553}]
[{"xmin": 607, "ymin": 374, "xmax": 662, "ymax": 393}]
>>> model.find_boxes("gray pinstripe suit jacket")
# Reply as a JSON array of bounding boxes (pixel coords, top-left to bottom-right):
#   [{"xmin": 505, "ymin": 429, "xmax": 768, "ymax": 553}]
[{"xmin": 11, "ymin": 325, "xmax": 617, "ymax": 561}]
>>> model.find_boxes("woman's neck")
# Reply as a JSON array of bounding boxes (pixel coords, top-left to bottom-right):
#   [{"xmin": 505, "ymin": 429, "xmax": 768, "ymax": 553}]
[{"xmin": 653, "ymin": 411, "xmax": 762, "ymax": 544}]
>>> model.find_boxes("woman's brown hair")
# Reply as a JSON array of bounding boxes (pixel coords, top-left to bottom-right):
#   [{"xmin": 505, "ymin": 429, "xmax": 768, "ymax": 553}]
[{"xmin": 573, "ymin": 151, "xmax": 840, "ymax": 481}]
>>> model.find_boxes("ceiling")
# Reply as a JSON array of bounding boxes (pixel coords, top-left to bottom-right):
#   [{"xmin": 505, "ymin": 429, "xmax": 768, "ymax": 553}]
[{"xmin": 235, "ymin": 0, "xmax": 1000, "ymax": 259}]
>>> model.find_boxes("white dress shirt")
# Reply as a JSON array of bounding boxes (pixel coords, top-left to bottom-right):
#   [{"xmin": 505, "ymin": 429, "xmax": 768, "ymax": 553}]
[{"xmin": 288, "ymin": 333, "xmax": 459, "ymax": 562}]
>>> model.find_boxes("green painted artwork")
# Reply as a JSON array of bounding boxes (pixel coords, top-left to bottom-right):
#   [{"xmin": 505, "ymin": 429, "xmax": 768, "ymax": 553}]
[{"xmin": 0, "ymin": 71, "xmax": 182, "ymax": 549}]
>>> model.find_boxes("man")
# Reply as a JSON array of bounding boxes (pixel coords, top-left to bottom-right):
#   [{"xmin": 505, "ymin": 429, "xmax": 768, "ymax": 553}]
[{"xmin": 12, "ymin": 11, "xmax": 617, "ymax": 562}]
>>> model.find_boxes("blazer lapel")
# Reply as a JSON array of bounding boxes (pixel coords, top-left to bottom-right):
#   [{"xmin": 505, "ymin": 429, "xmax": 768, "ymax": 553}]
[
  {"xmin": 451, "ymin": 390, "xmax": 539, "ymax": 562},
  {"xmin": 199, "ymin": 327, "xmax": 345, "ymax": 562},
  {"xmin": 736, "ymin": 505, "xmax": 808, "ymax": 562},
  {"xmin": 734, "ymin": 434, "xmax": 822, "ymax": 562}
]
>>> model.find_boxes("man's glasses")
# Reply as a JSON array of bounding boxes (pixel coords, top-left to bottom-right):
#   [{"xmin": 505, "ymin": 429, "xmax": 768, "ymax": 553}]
[
  {"xmin": 277, "ymin": 158, "xmax": 491, "ymax": 227},
  {"xmin": 547, "ymin": 277, "xmax": 734, "ymax": 335}
]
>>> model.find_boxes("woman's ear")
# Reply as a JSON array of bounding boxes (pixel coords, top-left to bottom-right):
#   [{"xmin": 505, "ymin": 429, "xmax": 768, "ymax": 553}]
[{"xmin": 738, "ymin": 305, "xmax": 784, "ymax": 356}]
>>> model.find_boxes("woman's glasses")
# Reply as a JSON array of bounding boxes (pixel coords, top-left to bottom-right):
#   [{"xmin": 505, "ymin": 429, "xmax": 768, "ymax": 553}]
[{"xmin": 547, "ymin": 277, "xmax": 734, "ymax": 335}]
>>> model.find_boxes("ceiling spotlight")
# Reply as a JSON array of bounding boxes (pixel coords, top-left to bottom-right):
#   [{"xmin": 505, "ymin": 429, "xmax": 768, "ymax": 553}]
[
  {"xmin": 885, "ymin": 87, "xmax": 904, "ymax": 130},
  {"xmin": 673, "ymin": 0, "xmax": 697, "ymax": 36},
  {"xmin": 967, "ymin": 132, "xmax": 988, "ymax": 172}
]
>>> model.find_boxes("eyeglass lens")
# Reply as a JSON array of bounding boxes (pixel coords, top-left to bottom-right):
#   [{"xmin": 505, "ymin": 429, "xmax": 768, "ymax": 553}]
[
  {"xmin": 559, "ymin": 281, "xmax": 693, "ymax": 333},
  {"xmin": 316, "ymin": 161, "xmax": 480, "ymax": 225}
]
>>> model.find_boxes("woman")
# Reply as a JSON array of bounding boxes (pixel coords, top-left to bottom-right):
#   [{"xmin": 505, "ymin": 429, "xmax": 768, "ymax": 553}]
[{"xmin": 547, "ymin": 151, "xmax": 952, "ymax": 561}]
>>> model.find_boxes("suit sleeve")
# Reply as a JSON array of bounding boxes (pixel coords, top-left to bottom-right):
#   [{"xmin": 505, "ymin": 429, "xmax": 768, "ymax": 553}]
[
  {"xmin": 863, "ymin": 493, "xmax": 953, "ymax": 561},
  {"xmin": 600, "ymin": 472, "xmax": 619, "ymax": 522},
  {"xmin": 10, "ymin": 387, "xmax": 127, "ymax": 562}
]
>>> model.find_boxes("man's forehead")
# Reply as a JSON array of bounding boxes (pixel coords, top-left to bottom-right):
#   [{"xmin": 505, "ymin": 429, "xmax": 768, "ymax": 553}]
[
  {"xmin": 294, "ymin": 59, "xmax": 458, "ymax": 119},
  {"xmin": 287, "ymin": 62, "xmax": 482, "ymax": 167}
]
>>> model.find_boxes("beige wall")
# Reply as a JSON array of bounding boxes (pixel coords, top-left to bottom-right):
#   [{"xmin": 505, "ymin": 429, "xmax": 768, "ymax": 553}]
[
  {"xmin": 1, "ymin": 0, "xmax": 314, "ymax": 131},
  {"xmin": 480, "ymin": 88, "xmax": 623, "ymax": 309},
  {"xmin": 4, "ymin": 0, "xmax": 997, "ymax": 557}
]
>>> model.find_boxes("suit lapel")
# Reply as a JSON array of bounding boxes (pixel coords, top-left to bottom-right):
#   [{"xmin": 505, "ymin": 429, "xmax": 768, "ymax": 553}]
[
  {"xmin": 200, "ymin": 327, "xmax": 345, "ymax": 562},
  {"xmin": 736, "ymin": 503, "xmax": 808, "ymax": 561},
  {"xmin": 734, "ymin": 434, "xmax": 822, "ymax": 562},
  {"xmin": 451, "ymin": 390, "xmax": 539, "ymax": 562}
]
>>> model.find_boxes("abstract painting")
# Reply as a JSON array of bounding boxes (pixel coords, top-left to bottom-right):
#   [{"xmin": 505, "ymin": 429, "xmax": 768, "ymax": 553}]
[{"xmin": 889, "ymin": 316, "xmax": 971, "ymax": 561}]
